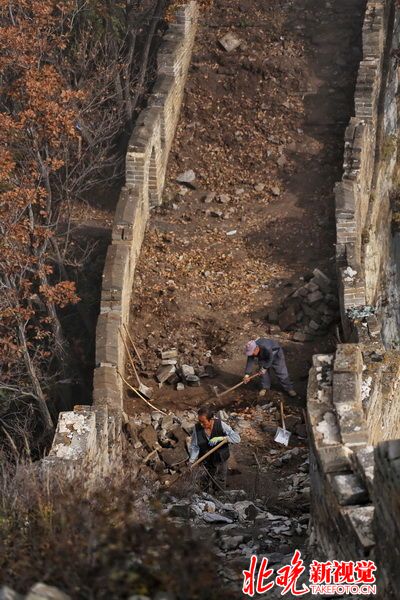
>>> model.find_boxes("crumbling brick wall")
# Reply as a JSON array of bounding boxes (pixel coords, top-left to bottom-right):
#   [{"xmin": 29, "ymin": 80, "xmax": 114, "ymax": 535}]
[
  {"xmin": 335, "ymin": 0, "xmax": 399, "ymax": 336},
  {"xmin": 43, "ymin": 3, "xmax": 199, "ymax": 475},
  {"xmin": 308, "ymin": 2, "xmax": 400, "ymax": 596}
]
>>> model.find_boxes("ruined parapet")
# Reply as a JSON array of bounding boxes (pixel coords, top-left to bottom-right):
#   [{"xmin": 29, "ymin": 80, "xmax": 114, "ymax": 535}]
[
  {"xmin": 94, "ymin": 2, "xmax": 199, "ymax": 414},
  {"xmin": 43, "ymin": 404, "xmax": 121, "ymax": 479},
  {"xmin": 309, "ymin": 341, "xmax": 400, "ymax": 592},
  {"xmin": 311, "ymin": 2, "xmax": 400, "ymax": 571},
  {"xmin": 43, "ymin": 3, "xmax": 199, "ymax": 473},
  {"xmin": 308, "ymin": 347, "xmax": 375, "ymax": 560},
  {"xmin": 335, "ymin": 0, "xmax": 399, "ymax": 337}
]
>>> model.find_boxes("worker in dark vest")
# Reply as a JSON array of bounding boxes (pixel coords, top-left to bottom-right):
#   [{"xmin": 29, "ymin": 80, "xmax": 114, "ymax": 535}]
[
  {"xmin": 189, "ymin": 406, "xmax": 240, "ymax": 491},
  {"xmin": 244, "ymin": 338, "xmax": 297, "ymax": 398}
]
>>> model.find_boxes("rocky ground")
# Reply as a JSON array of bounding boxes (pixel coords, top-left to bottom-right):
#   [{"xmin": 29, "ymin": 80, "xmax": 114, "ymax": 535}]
[
  {"xmin": 127, "ymin": 404, "xmax": 310, "ymax": 598},
  {"xmin": 124, "ymin": 0, "xmax": 366, "ymax": 595}
]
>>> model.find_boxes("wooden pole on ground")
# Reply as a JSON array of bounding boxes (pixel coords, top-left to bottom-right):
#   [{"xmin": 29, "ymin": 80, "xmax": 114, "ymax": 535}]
[
  {"xmin": 117, "ymin": 369, "xmax": 168, "ymax": 416},
  {"xmin": 123, "ymin": 323, "xmax": 145, "ymax": 369}
]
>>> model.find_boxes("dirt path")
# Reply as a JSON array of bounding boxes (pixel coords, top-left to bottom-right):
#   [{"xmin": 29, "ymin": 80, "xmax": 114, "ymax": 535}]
[
  {"xmin": 129, "ymin": 0, "xmax": 364, "ymax": 402},
  {"xmin": 127, "ymin": 0, "xmax": 365, "ymax": 594}
]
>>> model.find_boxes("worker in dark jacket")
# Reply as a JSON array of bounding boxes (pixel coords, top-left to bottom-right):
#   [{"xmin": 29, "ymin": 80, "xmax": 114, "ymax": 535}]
[
  {"xmin": 189, "ymin": 406, "xmax": 240, "ymax": 491},
  {"xmin": 244, "ymin": 338, "xmax": 297, "ymax": 398}
]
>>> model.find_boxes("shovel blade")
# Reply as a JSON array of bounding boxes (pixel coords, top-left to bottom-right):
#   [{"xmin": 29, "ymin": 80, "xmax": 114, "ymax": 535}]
[{"xmin": 274, "ymin": 427, "xmax": 291, "ymax": 446}]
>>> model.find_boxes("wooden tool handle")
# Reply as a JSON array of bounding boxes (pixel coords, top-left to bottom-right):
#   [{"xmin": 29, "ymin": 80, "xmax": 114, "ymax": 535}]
[
  {"xmin": 117, "ymin": 369, "xmax": 168, "ymax": 416},
  {"xmin": 164, "ymin": 439, "xmax": 228, "ymax": 488},
  {"xmin": 216, "ymin": 371, "xmax": 261, "ymax": 398},
  {"xmin": 190, "ymin": 438, "xmax": 228, "ymax": 468},
  {"xmin": 280, "ymin": 401, "xmax": 285, "ymax": 430},
  {"xmin": 119, "ymin": 327, "xmax": 142, "ymax": 387},
  {"xmin": 123, "ymin": 323, "xmax": 145, "ymax": 369}
]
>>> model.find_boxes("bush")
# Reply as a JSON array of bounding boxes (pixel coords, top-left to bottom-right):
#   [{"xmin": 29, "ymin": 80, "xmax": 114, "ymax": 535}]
[{"xmin": 0, "ymin": 456, "xmax": 230, "ymax": 599}]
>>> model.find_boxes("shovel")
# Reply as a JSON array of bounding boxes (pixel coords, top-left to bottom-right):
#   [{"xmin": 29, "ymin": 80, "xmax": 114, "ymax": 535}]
[
  {"xmin": 119, "ymin": 327, "xmax": 153, "ymax": 399},
  {"xmin": 274, "ymin": 401, "xmax": 291, "ymax": 446}
]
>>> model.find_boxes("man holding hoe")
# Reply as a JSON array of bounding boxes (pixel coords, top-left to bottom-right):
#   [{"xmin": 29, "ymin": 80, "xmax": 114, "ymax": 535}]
[
  {"xmin": 188, "ymin": 406, "xmax": 240, "ymax": 491},
  {"xmin": 243, "ymin": 338, "xmax": 297, "ymax": 398}
]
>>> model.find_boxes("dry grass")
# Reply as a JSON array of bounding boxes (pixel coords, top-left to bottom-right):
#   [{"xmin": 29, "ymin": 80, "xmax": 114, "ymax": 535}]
[{"xmin": 0, "ymin": 451, "xmax": 230, "ymax": 599}]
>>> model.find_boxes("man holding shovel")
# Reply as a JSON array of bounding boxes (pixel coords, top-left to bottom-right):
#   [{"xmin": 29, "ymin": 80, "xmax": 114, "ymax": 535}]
[
  {"xmin": 188, "ymin": 406, "xmax": 240, "ymax": 491},
  {"xmin": 244, "ymin": 338, "xmax": 297, "ymax": 398}
]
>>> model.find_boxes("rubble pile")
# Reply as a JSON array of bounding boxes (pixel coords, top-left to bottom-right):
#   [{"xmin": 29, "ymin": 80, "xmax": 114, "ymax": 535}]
[
  {"xmin": 269, "ymin": 268, "xmax": 340, "ymax": 341},
  {"xmin": 129, "ymin": 410, "xmax": 197, "ymax": 486},
  {"xmin": 130, "ymin": 401, "xmax": 309, "ymax": 488},
  {"xmin": 155, "ymin": 348, "xmax": 215, "ymax": 390},
  {"xmin": 164, "ymin": 486, "xmax": 310, "ymax": 583}
]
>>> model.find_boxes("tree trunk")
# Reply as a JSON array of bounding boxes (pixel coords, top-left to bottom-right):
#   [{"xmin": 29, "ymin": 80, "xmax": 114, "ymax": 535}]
[{"xmin": 17, "ymin": 323, "xmax": 54, "ymax": 434}]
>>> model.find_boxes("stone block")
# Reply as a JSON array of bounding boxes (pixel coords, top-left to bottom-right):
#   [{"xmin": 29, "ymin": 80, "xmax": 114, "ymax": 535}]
[
  {"xmin": 160, "ymin": 443, "xmax": 188, "ymax": 466},
  {"xmin": 186, "ymin": 374, "xmax": 200, "ymax": 386},
  {"xmin": 343, "ymin": 505, "xmax": 375, "ymax": 551},
  {"xmin": 219, "ymin": 32, "xmax": 242, "ymax": 52},
  {"xmin": 315, "ymin": 411, "xmax": 341, "ymax": 445},
  {"xmin": 387, "ymin": 439, "xmax": 400, "ymax": 461},
  {"xmin": 161, "ymin": 348, "xmax": 178, "ymax": 360},
  {"xmin": 95, "ymin": 312, "xmax": 120, "ymax": 367},
  {"xmin": 169, "ymin": 503, "xmax": 195, "ymax": 518},
  {"xmin": 311, "ymin": 268, "xmax": 332, "ymax": 293},
  {"xmin": 305, "ymin": 281, "xmax": 319, "ymax": 293},
  {"xmin": 278, "ymin": 304, "xmax": 298, "ymax": 330},
  {"xmin": 334, "ymin": 399, "xmax": 367, "ymax": 447},
  {"xmin": 181, "ymin": 364, "xmax": 195, "ymax": 378},
  {"xmin": 333, "ymin": 371, "xmax": 361, "ymax": 410},
  {"xmin": 140, "ymin": 425, "xmax": 159, "ymax": 451},
  {"xmin": 301, "ymin": 303, "xmax": 321, "ymax": 320},
  {"xmin": 335, "ymin": 179, "xmax": 357, "ymax": 218},
  {"xmin": 0, "ymin": 587, "xmax": 23, "ymax": 600},
  {"xmin": 334, "ymin": 344, "xmax": 363, "ymax": 373},
  {"xmin": 112, "ymin": 187, "xmax": 141, "ymax": 242},
  {"xmin": 307, "ymin": 290, "xmax": 324, "ymax": 304},
  {"xmin": 292, "ymin": 332, "xmax": 314, "ymax": 342},
  {"xmin": 353, "ymin": 446, "xmax": 374, "ymax": 493},
  {"xmin": 50, "ymin": 408, "xmax": 97, "ymax": 462},
  {"xmin": 318, "ymin": 444, "xmax": 352, "ymax": 473},
  {"xmin": 26, "ymin": 584, "xmax": 71, "ymax": 600},
  {"xmin": 330, "ymin": 473, "xmax": 369, "ymax": 505},
  {"xmin": 156, "ymin": 364, "xmax": 176, "ymax": 383},
  {"xmin": 161, "ymin": 414, "xmax": 174, "ymax": 431}
]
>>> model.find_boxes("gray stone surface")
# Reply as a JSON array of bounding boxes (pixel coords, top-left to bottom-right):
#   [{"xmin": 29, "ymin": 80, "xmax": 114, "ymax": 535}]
[
  {"xmin": 218, "ymin": 32, "xmax": 242, "ymax": 52},
  {"xmin": 160, "ymin": 444, "xmax": 188, "ymax": 466},
  {"xmin": 156, "ymin": 364, "xmax": 176, "ymax": 383},
  {"xmin": 26, "ymin": 584, "xmax": 70, "ymax": 600},
  {"xmin": 331, "ymin": 473, "xmax": 369, "ymax": 506},
  {"xmin": 0, "ymin": 588, "xmax": 23, "ymax": 600},
  {"xmin": 140, "ymin": 425, "xmax": 159, "ymax": 451}
]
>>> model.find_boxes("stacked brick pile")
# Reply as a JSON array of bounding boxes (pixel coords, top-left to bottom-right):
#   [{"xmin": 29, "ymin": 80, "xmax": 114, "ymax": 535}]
[
  {"xmin": 129, "ymin": 411, "xmax": 195, "ymax": 487},
  {"xmin": 270, "ymin": 269, "xmax": 340, "ymax": 341}
]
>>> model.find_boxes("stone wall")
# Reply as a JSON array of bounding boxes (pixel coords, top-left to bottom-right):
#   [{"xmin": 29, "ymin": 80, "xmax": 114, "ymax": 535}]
[
  {"xmin": 335, "ymin": 0, "xmax": 399, "ymax": 337},
  {"xmin": 95, "ymin": 1, "xmax": 198, "ymax": 412},
  {"xmin": 308, "ymin": 348, "xmax": 375, "ymax": 560},
  {"xmin": 44, "ymin": 2, "xmax": 199, "ymax": 473},
  {"xmin": 308, "ymin": 1, "xmax": 400, "ymax": 595}
]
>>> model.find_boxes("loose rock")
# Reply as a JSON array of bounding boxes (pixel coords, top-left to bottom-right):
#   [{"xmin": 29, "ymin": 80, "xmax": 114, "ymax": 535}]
[{"xmin": 219, "ymin": 32, "xmax": 242, "ymax": 52}]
